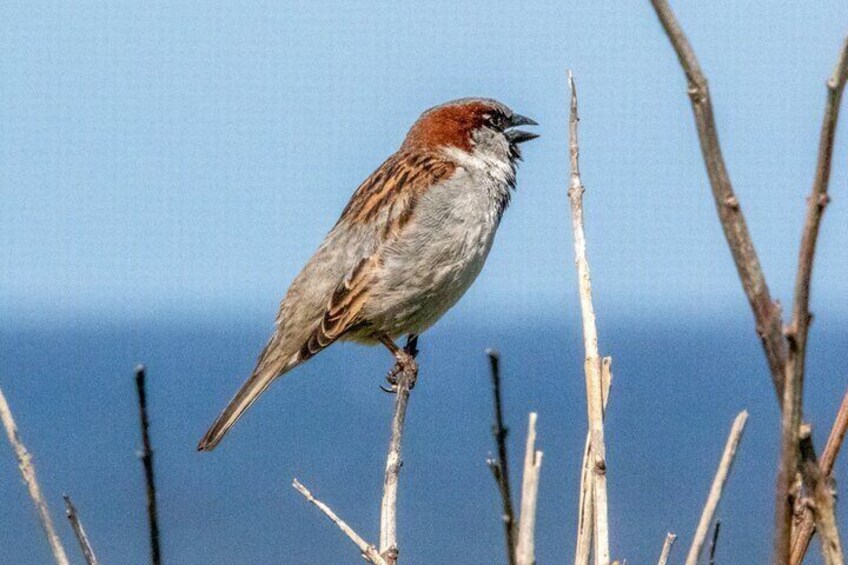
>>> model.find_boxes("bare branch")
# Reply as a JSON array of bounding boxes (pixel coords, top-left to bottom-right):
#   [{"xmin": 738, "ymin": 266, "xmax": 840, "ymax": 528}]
[
  {"xmin": 780, "ymin": 36, "xmax": 848, "ymax": 565},
  {"xmin": 685, "ymin": 411, "xmax": 748, "ymax": 565},
  {"xmin": 485, "ymin": 348, "xmax": 517, "ymax": 565},
  {"xmin": 0, "ymin": 386, "xmax": 70, "ymax": 565},
  {"xmin": 792, "ymin": 389, "xmax": 848, "ymax": 564},
  {"xmin": 293, "ymin": 479, "xmax": 387, "ymax": 565},
  {"xmin": 515, "ymin": 413, "xmax": 543, "ymax": 565},
  {"xmin": 135, "ymin": 365, "xmax": 162, "ymax": 565},
  {"xmin": 657, "ymin": 533, "xmax": 677, "ymax": 565},
  {"xmin": 788, "ymin": 36, "xmax": 848, "ymax": 389},
  {"xmin": 648, "ymin": 0, "xmax": 788, "ymax": 399},
  {"xmin": 63, "ymin": 495, "xmax": 99, "ymax": 565},
  {"xmin": 709, "ymin": 520, "xmax": 722, "ymax": 565},
  {"xmin": 568, "ymin": 70, "xmax": 611, "ymax": 565},
  {"xmin": 379, "ymin": 337, "xmax": 419, "ymax": 564}
]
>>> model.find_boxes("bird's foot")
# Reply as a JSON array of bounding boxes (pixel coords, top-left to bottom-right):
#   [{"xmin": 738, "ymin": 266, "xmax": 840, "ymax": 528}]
[{"xmin": 382, "ymin": 350, "xmax": 418, "ymax": 393}]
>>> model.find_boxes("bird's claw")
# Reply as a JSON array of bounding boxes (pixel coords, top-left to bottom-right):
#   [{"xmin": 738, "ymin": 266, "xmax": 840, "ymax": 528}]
[{"xmin": 382, "ymin": 351, "xmax": 418, "ymax": 393}]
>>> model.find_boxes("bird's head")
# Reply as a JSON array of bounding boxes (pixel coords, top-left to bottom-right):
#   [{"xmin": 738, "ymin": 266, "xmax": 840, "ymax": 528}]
[{"xmin": 401, "ymin": 98, "xmax": 538, "ymax": 165}]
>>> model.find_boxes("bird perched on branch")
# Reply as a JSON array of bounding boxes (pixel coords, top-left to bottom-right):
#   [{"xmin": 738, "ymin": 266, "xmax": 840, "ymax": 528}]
[{"xmin": 198, "ymin": 98, "xmax": 538, "ymax": 451}]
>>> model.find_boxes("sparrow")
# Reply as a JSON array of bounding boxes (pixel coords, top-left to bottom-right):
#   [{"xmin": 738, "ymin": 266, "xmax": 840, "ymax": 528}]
[{"xmin": 198, "ymin": 98, "xmax": 537, "ymax": 451}]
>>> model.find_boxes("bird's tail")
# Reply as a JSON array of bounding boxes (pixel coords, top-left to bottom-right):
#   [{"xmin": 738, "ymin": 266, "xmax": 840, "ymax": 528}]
[{"xmin": 197, "ymin": 335, "xmax": 300, "ymax": 451}]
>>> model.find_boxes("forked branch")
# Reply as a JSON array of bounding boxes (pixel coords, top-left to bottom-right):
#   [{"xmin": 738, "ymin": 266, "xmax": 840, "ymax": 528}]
[{"xmin": 293, "ymin": 479, "xmax": 387, "ymax": 565}]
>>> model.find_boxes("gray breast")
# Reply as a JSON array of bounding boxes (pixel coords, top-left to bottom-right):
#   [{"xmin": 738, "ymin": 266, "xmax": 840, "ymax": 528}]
[{"xmin": 362, "ymin": 165, "xmax": 509, "ymax": 337}]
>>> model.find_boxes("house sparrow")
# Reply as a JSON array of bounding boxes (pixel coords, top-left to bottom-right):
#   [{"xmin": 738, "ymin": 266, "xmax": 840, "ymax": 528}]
[{"xmin": 198, "ymin": 98, "xmax": 537, "ymax": 451}]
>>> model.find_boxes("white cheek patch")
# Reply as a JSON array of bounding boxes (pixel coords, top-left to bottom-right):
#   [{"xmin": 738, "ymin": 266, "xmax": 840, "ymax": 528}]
[{"xmin": 441, "ymin": 145, "xmax": 514, "ymax": 187}]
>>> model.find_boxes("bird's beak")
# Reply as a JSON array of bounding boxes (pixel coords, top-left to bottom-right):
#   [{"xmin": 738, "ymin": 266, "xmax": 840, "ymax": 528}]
[{"xmin": 505, "ymin": 113, "xmax": 539, "ymax": 144}]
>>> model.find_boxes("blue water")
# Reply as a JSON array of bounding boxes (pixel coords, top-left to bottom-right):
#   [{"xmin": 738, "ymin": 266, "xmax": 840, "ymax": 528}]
[{"xmin": 1, "ymin": 314, "xmax": 845, "ymax": 564}]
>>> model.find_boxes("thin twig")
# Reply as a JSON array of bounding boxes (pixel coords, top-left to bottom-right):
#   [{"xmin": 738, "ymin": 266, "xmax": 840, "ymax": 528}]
[
  {"xmin": 709, "ymin": 520, "xmax": 722, "ymax": 565},
  {"xmin": 379, "ymin": 337, "xmax": 418, "ymax": 565},
  {"xmin": 568, "ymin": 70, "xmax": 611, "ymax": 565},
  {"xmin": 575, "ymin": 357, "xmax": 613, "ymax": 565},
  {"xmin": 648, "ymin": 0, "xmax": 788, "ymax": 400},
  {"xmin": 657, "ymin": 533, "xmax": 677, "ymax": 565},
  {"xmin": 781, "ymin": 35, "xmax": 848, "ymax": 565},
  {"xmin": 135, "ymin": 365, "xmax": 162, "ymax": 565},
  {"xmin": 792, "ymin": 389, "xmax": 848, "ymax": 564},
  {"xmin": 787, "ymin": 35, "xmax": 848, "ymax": 402},
  {"xmin": 685, "ymin": 411, "xmax": 748, "ymax": 565},
  {"xmin": 798, "ymin": 426, "xmax": 844, "ymax": 565},
  {"xmin": 293, "ymin": 479, "xmax": 387, "ymax": 565},
  {"xmin": 515, "ymin": 413, "xmax": 543, "ymax": 565},
  {"xmin": 485, "ymin": 348, "xmax": 518, "ymax": 565},
  {"xmin": 64, "ymin": 495, "xmax": 99, "ymax": 565},
  {"xmin": 0, "ymin": 386, "xmax": 70, "ymax": 565}
]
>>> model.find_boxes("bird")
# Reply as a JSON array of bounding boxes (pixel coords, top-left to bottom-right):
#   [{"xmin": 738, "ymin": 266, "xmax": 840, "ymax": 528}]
[{"xmin": 198, "ymin": 98, "xmax": 538, "ymax": 451}]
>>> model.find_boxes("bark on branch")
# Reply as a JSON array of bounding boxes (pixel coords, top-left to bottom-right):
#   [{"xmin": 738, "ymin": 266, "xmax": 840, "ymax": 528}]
[
  {"xmin": 782, "ymin": 35, "xmax": 848, "ymax": 565},
  {"xmin": 648, "ymin": 0, "xmax": 788, "ymax": 400}
]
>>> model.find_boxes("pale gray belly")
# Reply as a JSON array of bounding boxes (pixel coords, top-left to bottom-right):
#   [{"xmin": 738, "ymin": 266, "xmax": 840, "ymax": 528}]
[{"xmin": 358, "ymin": 177, "xmax": 503, "ymax": 338}]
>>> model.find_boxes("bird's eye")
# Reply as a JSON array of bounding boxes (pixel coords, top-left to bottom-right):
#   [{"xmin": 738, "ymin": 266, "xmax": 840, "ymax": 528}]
[{"xmin": 487, "ymin": 112, "xmax": 506, "ymax": 130}]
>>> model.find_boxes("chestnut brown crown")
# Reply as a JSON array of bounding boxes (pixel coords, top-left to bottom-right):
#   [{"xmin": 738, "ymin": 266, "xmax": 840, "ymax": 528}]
[{"xmin": 401, "ymin": 98, "xmax": 538, "ymax": 153}]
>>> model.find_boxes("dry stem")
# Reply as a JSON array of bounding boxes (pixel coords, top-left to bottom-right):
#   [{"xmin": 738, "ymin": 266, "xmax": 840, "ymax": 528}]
[
  {"xmin": 657, "ymin": 533, "xmax": 677, "ymax": 565},
  {"xmin": 0, "ymin": 386, "xmax": 69, "ymax": 565},
  {"xmin": 515, "ymin": 412, "xmax": 543, "ymax": 565},
  {"xmin": 64, "ymin": 495, "xmax": 99, "ymax": 565},
  {"xmin": 575, "ymin": 357, "xmax": 612, "ymax": 565},
  {"xmin": 685, "ymin": 411, "xmax": 748, "ymax": 565},
  {"xmin": 293, "ymin": 479, "xmax": 387, "ymax": 565},
  {"xmin": 135, "ymin": 365, "xmax": 162, "ymax": 565},
  {"xmin": 485, "ymin": 349, "xmax": 518, "ymax": 565},
  {"xmin": 568, "ymin": 70, "xmax": 610, "ymax": 565}
]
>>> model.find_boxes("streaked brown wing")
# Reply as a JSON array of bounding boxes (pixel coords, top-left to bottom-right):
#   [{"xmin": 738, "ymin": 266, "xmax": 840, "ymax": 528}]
[{"xmin": 301, "ymin": 151, "xmax": 457, "ymax": 354}]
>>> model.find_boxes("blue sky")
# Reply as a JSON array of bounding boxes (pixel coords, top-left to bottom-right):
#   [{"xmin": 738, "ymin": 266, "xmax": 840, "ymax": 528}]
[{"xmin": 3, "ymin": 1, "xmax": 847, "ymax": 327}]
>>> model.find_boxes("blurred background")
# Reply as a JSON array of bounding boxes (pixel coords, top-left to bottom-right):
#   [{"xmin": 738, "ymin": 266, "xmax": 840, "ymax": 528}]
[{"xmin": 2, "ymin": 1, "xmax": 847, "ymax": 563}]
